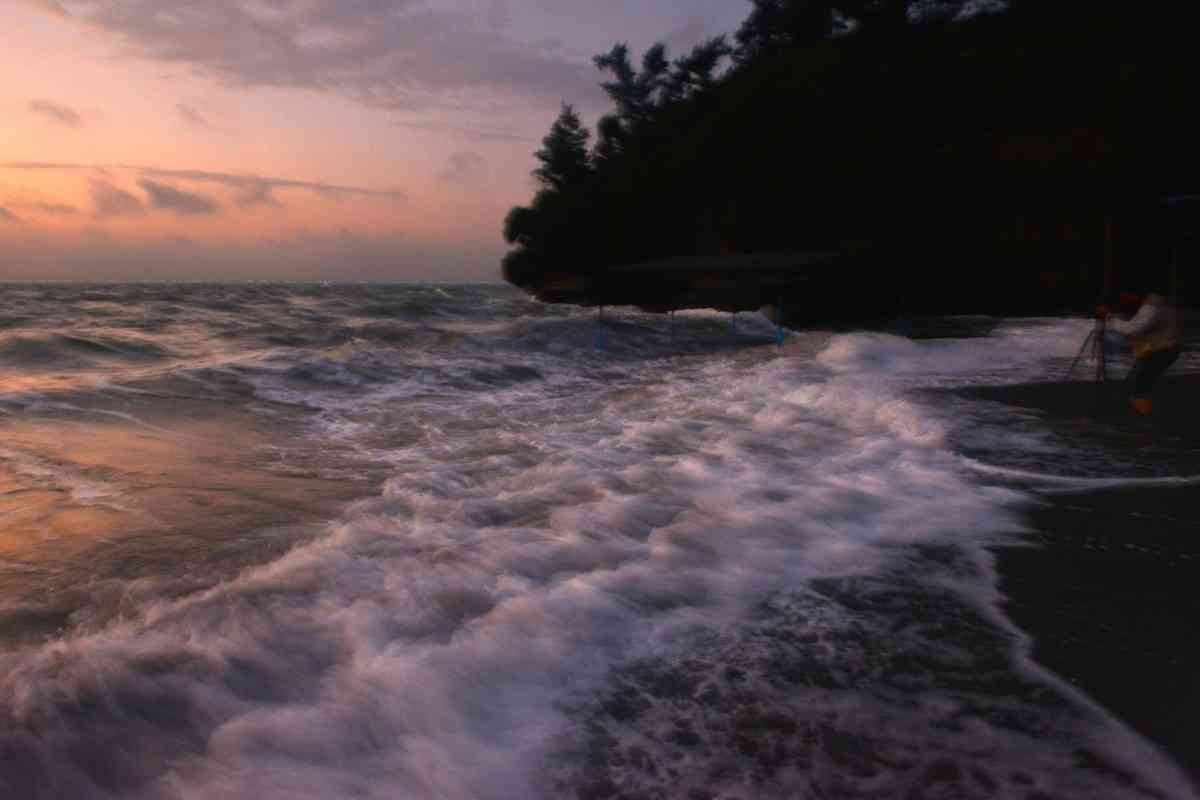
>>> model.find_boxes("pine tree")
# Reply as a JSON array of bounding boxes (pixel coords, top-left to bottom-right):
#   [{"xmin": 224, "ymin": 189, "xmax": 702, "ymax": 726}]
[
  {"xmin": 734, "ymin": 0, "xmax": 838, "ymax": 61},
  {"xmin": 533, "ymin": 104, "xmax": 593, "ymax": 194},
  {"xmin": 594, "ymin": 43, "xmax": 674, "ymax": 127},
  {"xmin": 662, "ymin": 37, "xmax": 734, "ymax": 104}
]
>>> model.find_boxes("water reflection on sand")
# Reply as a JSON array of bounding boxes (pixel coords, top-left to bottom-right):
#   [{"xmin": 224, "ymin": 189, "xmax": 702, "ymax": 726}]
[{"xmin": 0, "ymin": 395, "xmax": 382, "ymax": 645}]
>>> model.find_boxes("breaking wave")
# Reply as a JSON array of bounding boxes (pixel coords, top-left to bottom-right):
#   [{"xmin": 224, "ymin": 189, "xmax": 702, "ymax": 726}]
[{"xmin": 0, "ymin": 284, "xmax": 1193, "ymax": 799}]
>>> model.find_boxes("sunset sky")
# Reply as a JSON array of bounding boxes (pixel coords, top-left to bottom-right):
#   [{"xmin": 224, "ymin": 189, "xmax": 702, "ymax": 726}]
[{"xmin": 1, "ymin": 0, "xmax": 746, "ymax": 281}]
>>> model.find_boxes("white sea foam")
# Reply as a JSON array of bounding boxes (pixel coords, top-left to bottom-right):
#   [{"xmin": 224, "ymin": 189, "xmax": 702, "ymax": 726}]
[
  {"xmin": 0, "ymin": 299, "xmax": 1194, "ymax": 799},
  {"xmin": 964, "ymin": 458, "xmax": 1200, "ymax": 490}
]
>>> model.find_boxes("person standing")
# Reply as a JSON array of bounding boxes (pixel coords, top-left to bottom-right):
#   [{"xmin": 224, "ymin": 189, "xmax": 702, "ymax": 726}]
[{"xmin": 1102, "ymin": 290, "xmax": 1182, "ymax": 415}]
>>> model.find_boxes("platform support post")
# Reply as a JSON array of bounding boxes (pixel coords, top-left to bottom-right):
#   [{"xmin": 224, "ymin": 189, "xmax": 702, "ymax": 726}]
[
  {"xmin": 594, "ymin": 305, "xmax": 607, "ymax": 351},
  {"xmin": 776, "ymin": 298, "xmax": 785, "ymax": 347}
]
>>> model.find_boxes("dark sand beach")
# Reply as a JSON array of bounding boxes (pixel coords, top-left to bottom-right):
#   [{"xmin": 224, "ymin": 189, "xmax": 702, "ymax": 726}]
[{"xmin": 957, "ymin": 374, "xmax": 1200, "ymax": 783}]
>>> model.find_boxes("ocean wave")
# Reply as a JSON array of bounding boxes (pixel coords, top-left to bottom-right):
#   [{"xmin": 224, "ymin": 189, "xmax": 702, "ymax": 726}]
[
  {"xmin": 963, "ymin": 459, "xmax": 1200, "ymax": 490},
  {"xmin": 0, "ymin": 285, "xmax": 1194, "ymax": 799},
  {"xmin": 0, "ymin": 332, "xmax": 175, "ymax": 370}
]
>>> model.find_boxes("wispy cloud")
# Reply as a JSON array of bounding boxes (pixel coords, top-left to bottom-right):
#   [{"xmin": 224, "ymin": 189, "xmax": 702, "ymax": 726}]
[
  {"xmin": 5, "ymin": 201, "xmax": 81, "ymax": 217},
  {"xmin": 0, "ymin": 207, "xmax": 22, "ymax": 224},
  {"xmin": 51, "ymin": 0, "xmax": 596, "ymax": 112},
  {"xmin": 139, "ymin": 179, "xmax": 220, "ymax": 215},
  {"xmin": 176, "ymin": 104, "xmax": 211, "ymax": 130},
  {"xmin": 31, "ymin": 201, "xmax": 81, "ymax": 216},
  {"xmin": 90, "ymin": 179, "xmax": 145, "ymax": 218},
  {"xmin": 399, "ymin": 120, "xmax": 530, "ymax": 143},
  {"xmin": 233, "ymin": 181, "xmax": 284, "ymax": 209},
  {"xmin": 139, "ymin": 167, "xmax": 405, "ymax": 201},
  {"xmin": 0, "ymin": 226, "xmax": 498, "ymax": 282},
  {"xmin": 24, "ymin": 0, "xmax": 69, "ymax": 17},
  {"xmin": 4, "ymin": 162, "xmax": 404, "ymax": 201},
  {"xmin": 486, "ymin": 0, "xmax": 512, "ymax": 31},
  {"xmin": 439, "ymin": 151, "xmax": 488, "ymax": 185},
  {"xmin": 28, "ymin": 99, "xmax": 84, "ymax": 128}
]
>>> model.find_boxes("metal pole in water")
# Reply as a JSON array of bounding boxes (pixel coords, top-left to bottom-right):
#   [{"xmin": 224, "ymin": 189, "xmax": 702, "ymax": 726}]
[
  {"xmin": 1066, "ymin": 327, "xmax": 1094, "ymax": 380},
  {"xmin": 1172, "ymin": 244, "xmax": 1180, "ymax": 307},
  {"xmin": 594, "ymin": 305, "xmax": 607, "ymax": 351},
  {"xmin": 776, "ymin": 298, "xmax": 785, "ymax": 347}
]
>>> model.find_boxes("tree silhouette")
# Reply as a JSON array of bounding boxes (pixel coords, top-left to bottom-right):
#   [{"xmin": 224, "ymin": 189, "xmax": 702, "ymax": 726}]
[
  {"xmin": 533, "ymin": 104, "xmax": 592, "ymax": 193},
  {"xmin": 593, "ymin": 43, "xmax": 676, "ymax": 131},
  {"xmin": 734, "ymin": 0, "xmax": 838, "ymax": 61},
  {"xmin": 501, "ymin": 0, "xmax": 1200, "ymax": 315},
  {"xmin": 836, "ymin": 0, "xmax": 913, "ymax": 35},
  {"xmin": 592, "ymin": 114, "xmax": 626, "ymax": 170},
  {"xmin": 662, "ymin": 37, "xmax": 734, "ymax": 103}
]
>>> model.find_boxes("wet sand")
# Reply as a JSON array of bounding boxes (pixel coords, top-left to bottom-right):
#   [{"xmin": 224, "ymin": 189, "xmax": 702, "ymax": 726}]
[
  {"xmin": 956, "ymin": 374, "xmax": 1200, "ymax": 783},
  {"xmin": 957, "ymin": 373, "xmax": 1200, "ymax": 433}
]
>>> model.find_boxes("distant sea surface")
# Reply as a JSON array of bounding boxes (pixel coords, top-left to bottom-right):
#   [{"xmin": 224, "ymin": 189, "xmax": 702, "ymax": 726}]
[{"xmin": 0, "ymin": 283, "xmax": 1195, "ymax": 799}]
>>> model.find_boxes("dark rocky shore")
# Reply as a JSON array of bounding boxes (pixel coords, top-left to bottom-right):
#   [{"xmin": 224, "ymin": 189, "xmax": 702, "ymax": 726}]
[{"xmin": 956, "ymin": 373, "xmax": 1200, "ymax": 784}]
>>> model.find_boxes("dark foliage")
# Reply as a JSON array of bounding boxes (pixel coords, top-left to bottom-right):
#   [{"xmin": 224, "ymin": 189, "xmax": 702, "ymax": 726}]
[
  {"xmin": 502, "ymin": 0, "xmax": 1200, "ymax": 317},
  {"xmin": 532, "ymin": 104, "xmax": 592, "ymax": 194},
  {"xmin": 733, "ymin": 0, "xmax": 839, "ymax": 61}
]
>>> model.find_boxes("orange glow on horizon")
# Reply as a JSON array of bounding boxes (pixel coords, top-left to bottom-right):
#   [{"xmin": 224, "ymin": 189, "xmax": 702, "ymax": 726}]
[{"xmin": 0, "ymin": 3, "xmax": 536, "ymax": 280}]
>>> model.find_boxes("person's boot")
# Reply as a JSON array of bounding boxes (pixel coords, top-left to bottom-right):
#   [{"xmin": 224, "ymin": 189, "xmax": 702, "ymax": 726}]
[{"xmin": 1131, "ymin": 397, "xmax": 1154, "ymax": 416}]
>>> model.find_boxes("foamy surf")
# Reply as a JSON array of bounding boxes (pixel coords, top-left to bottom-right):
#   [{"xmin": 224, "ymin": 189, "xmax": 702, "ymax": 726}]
[{"xmin": 0, "ymin": 285, "xmax": 1194, "ymax": 798}]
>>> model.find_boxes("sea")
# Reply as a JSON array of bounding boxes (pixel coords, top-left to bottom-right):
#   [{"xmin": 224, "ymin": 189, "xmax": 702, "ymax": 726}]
[{"xmin": 0, "ymin": 282, "xmax": 1196, "ymax": 799}]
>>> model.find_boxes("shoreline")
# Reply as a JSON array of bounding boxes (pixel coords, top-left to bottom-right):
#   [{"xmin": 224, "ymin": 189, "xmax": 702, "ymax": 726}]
[
  {"xmin": 994, "ymin": 484, "xmax": 1200, "ymax": 786},
  {"xmin": 954, "ymin": 374, "xmax": 1200, "ymax": 785}
]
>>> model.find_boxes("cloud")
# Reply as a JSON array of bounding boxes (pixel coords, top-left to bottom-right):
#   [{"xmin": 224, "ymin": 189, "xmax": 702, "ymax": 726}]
[
  {"xmin": 6, "ymin": 201, "xmax": 81, "ymax": 217},
  {"xmin": 399, "ymin": 120, "xmax": 529, "ymax": 142},
  {"xmin": 139, "ymin": 167, "xmax": 405, "ymax": 201},
  {"xmin": 4, "ymin": 162, "xmax": 404, "ymax": 202},
  {"xmin": 53, "ymin": 0, "xmax": 597, "ymax": 112},
  {"xmin": 31, "ymin": 202, "xmax": 81, "ymax": 216},
  {"xmin": 0, "ymin": 226, "xmax": 500, "ymax": 282},
  {"xmin": 28, "ymin": 99, "xmax": 84, "ymax": 128},
  {"xmin": 24, "ymin": 0, "xmax": 69, "ymax": 17},
  {"xmin": 139, "ymin": 179, "xmax": 220, "ymax": 215},
  {"xmin": 233, "ymin": 181, "xmax": 284, "ymax": 209},
  {"xmin": 486, "ymin": 0, "xmax": 512, "ymax": 30},
  {"xmin": 176, "ymin": 104, "xmax": 211, "ymax": 129},
  {"xmin": 0, "ymin": 207, "xmax": 22, "ymax": 224},
  {"xmin": 29, "ymin": 205, "xmax": 81, "ymax": 217},
  {"xmin": 91, "ymin": 179, "xmax": 145, "ymax": 217},
  {"xmin": 439, "ymin": 151, "xmax": 488, "ymax": 185},
  {"xmin": 2, "ymin": 162, "xmax": 85, "ymax": 170}
]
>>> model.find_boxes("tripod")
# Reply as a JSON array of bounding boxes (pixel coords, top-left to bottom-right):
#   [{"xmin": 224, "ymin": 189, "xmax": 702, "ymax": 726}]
[{"xmin": 1066, "ymin": 316, "xmax": 1108, "ymax": 382}]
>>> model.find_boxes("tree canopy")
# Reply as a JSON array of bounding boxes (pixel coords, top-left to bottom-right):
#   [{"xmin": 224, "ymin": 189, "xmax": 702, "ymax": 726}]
[
  {"xmin": 501, "ymin": 0, "xmax": 1200, "ymax": 316},
  {"xmin": 532, "ymin": 104, "xmax": 592, "ymax": 194}
]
